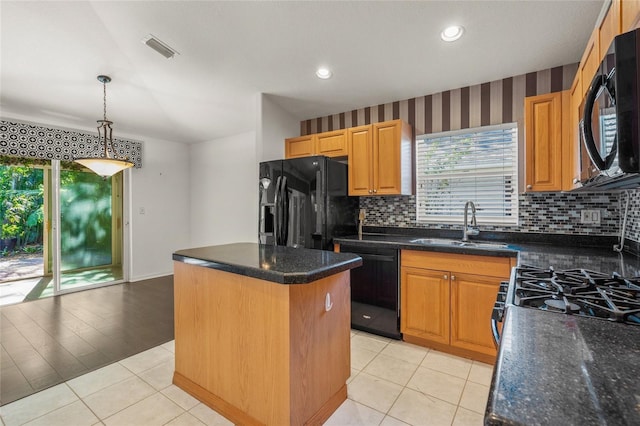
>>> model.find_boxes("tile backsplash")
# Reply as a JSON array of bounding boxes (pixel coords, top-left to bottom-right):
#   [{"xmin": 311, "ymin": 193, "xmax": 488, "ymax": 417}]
[
  {"xmin": 625, "ymin": 189, "xmax": 640, "ymax": 243},
  {"xmin": 359, "ymin": 192, "xmax": 621, "ymax": 236}
]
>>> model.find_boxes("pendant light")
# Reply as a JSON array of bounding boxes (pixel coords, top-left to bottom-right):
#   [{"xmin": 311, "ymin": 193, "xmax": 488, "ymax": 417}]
[{"xmin": 74, "ymin": 75, "xmax": 134, "ymax": 178}]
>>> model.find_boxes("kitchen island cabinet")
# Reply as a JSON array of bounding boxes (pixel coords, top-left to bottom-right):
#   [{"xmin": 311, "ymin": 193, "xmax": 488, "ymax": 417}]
[{"xmin": 172, "ymin": 243, "xmax": 361, "ymax": 426}]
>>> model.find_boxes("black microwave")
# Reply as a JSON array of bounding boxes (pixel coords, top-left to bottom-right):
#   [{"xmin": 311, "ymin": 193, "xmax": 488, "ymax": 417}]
[{"xmin": 580, "ymin": 28, "xmax": 640, "ymax": 190}]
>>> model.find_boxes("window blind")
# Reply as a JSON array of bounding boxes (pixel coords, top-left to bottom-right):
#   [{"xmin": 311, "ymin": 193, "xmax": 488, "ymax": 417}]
[{"xmin": 416, "ymin": 123, "xmax": 518, "ymax": 224}]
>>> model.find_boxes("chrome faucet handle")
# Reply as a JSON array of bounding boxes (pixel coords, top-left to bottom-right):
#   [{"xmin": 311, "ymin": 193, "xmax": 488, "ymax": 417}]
[{"xmin": 466, "ymin": 227, "xmax": 480, "ymax": 236}]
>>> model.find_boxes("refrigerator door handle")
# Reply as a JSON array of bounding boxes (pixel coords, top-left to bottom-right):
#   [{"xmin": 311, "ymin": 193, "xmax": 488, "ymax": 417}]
[
  {"xmin": 273, "ymin": 176, "xmax": 282, "ymax": 246},
  {"xmin": 281, "ymin": 176, "xmax": 289, "ymax": 246}
]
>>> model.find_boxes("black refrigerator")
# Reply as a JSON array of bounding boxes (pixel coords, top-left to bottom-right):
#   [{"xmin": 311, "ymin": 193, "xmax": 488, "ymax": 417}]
[{"xmin": 258, "ymin": 156, "xmax": 357, "ymax": 250}]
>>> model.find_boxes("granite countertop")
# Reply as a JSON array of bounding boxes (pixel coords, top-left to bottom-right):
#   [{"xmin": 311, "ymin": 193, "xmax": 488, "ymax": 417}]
[
  {"xmin": 334, "ymin": 232, "xmax": 640, "ymax": 276},
  {"xmin": 486, "ymin": 307, "xmax": 640, "ymax": 425},
  {"xmin": 173, "ymin": 242, "xmax": 362, "ymax": 284}
]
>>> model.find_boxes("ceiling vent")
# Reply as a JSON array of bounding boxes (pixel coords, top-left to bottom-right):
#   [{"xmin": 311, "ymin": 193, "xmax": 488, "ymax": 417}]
[{"xmin": 141, "ymin": 34, "xmax": 179, "ymax": 59}]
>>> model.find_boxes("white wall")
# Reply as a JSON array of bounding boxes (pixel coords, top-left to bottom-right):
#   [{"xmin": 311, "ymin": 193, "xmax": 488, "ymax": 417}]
[
  {"xmin": 189, "ymin": 131, "xmax": 258, "ymax": 247},
  {"xmin": 256, "ymin": 94, "xmax": 299, "ymax": 162},
  {"xmin": 129, "ymin": 137, "xmax": 190, "ymax": 281}
]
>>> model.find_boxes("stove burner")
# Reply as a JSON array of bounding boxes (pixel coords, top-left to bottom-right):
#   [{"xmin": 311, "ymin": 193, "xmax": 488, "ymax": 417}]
[{"xmin": 513, "ymin": 265, "xmax": 640, "ymax": 325}]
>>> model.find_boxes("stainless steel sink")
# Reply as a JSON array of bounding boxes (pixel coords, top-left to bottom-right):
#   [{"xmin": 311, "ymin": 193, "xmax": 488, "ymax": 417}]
[{"xmin": 409, "ymin": 238, "xmax": 509, "ymax": 249}]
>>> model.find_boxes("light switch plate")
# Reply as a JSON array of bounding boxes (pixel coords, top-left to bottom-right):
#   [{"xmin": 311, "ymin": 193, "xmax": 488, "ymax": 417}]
[{"xmin": 580, "ymin": 209, "xmax": 600, "ymax": 225}]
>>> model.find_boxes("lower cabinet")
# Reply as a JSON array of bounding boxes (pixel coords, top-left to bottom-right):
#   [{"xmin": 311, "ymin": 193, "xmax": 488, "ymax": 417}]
[{"xmin": 400, "ymin": 250, "xmax": 515, "ymax": 363}]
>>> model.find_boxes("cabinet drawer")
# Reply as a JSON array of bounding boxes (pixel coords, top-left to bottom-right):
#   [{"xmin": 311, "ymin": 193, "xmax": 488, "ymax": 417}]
[{"xmin": 401, "ymin": 250, "xmax": 514, "ymax": 278}]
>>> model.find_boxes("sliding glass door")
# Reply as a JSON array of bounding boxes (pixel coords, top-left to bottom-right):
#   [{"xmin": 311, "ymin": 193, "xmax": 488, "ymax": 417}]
[
  {"xmin": 58, "ymin": 166, "xmax": 124, "ymax": 292},
  {"xmin": 1, "ymin": 158, "xmax": 127, "ymax": 303}
]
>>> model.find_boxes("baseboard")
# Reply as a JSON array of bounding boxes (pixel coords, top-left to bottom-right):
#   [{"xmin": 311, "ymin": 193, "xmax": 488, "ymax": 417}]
[{"xmin": 129, "ymin": 272, "xmax": 173, "ymax": 282}]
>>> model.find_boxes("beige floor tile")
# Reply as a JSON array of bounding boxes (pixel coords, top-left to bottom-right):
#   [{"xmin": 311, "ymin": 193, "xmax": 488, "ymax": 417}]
[
  {"xmin": 119, "ymin": 346, "xmax": 173, "ymax": 375},
  {"xmin": 351, "ymin": 346, "xmax": 378, "ymax": 370},
  {"xmin": 83, "ymin": 376, "xmax": 156, "ymax": 419},
  {"xmin": 67, "ymin": 363, "xmax": 134, "ymax": 398},
  {"xmin": 139, "ymin": 358, "xmax": 175, "ymax": 390},
  {"xmin": 23, "ymin": 400, "xmax": 98, "ymax": 426},
  {"xmin": 388, "ymin": 388, "xmax": 457, "ymax": 426},
  {"xmin": 379, "ymin": 341, "xmax": 428, "ymax": 365},
  {"xmin": 347, "ymin": 372, "xmax": 404, "ymax": 414},
  {"xmin": 468, "ymin": 361, "xmax": 493, "ymax": 386},
  {"xmin": 164, "ymin": 412, "xmax": 206, "ymax": 426},
  {"xmin": 103, "ymin": 393, "xmax": 184, "ymax": 426},
  {"xmin": 323, "ymin": 399, "xmax": 385, "ymax": 426},
  {"xmin": 379, "ymin": 415, "xmax": 410, "ymax": 426},
  {"xmin": 161, "ymin": 340, "xmax": 175, "ymax": 353},
  {"xmin": 406, "ymin": 366, "xmax": 466, "ymax": 405},
  {"xmin": 452, "ymin": 407, "xmax": 484, "ymax": 426},
  {"xmin": 420, "ymin": 350, "xmax": 472, "ymax": 379},
  {"xmin": 188, "ymin": 403, "xmax": 234, "ymax": 426},
  {"xmin": 459, "ymin": 382, "xmax": 490, "ymax": 414},
  {"xmin": 363, "ymin": 354, "xmax": 420, "ymax": 386},
  {"xmin": 347, "ymin": 368, "xmax": 360, "ymax": 384},
  {"xmin": 161, "ymin": 385, "xmax": 201, "ymax": 411},
  {"xmin": 0, "ymin": 384, "xmax": 78, "ymax": 426},
  {"xmin": 351, "ymin": 334, "xmax": 390, "ymax": 353}
]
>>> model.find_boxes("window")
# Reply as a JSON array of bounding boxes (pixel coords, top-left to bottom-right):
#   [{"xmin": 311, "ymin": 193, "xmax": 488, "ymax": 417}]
[{"xmin": 416, "ymin": 123, "xmax": 518, "ymax": 225}]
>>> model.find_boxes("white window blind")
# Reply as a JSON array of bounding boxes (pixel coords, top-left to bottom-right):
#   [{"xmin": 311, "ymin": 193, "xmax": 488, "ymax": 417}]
[{"xmin": 416, "ymin": 123, "xmax": 518, "ymax": 224}]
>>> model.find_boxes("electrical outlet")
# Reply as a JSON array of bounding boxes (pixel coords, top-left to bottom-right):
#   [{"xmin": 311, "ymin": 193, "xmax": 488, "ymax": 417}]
[{"xmin": 580, "ymin": 209, "xmax": 600, "ymax": 225}]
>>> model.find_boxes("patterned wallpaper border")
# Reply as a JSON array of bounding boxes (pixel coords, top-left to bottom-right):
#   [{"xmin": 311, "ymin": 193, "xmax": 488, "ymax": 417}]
[{"xmin": 0, "ymin": 119, "xmax": 143, "ymax": 168}]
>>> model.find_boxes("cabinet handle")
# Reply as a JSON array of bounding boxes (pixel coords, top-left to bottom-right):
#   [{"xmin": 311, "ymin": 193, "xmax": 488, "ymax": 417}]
[
  {"xmin": 451, "ymin": 275, "xmax": 456, "ymax": 281},
  {"xmin": 368, "ymin": 189, "xmax": 373, "ymax": 194},
  {"xmin": 443, "ymin": 274, "xmax": 448, "ymax": 280},
  {"xmin": 526, "ymin": 184, "xmax": 532, "ymax": 190},
  {"xmin": 373, "ymin": 189, "xmax": 377, "ymax": 193}
]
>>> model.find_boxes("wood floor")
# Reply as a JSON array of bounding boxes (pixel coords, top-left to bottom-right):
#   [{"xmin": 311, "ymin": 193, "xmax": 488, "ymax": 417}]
[{"xmin": 0, "ymin": 276, "xmax": 174, "ymax": 405}]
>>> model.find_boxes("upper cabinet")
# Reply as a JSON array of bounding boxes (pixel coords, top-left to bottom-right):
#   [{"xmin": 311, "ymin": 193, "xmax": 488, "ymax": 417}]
[
  {"xmin": 620, "ymin": 0, "xmax": 640, "ymax": 33},
  {"xmin": 524, "ymin": 92, "xmax": 563, "ymax": 192},
  {"xmin": 347, "ymin": 119, "xmax": 413, "ymax": 196},
  {"xmin": 284, "ymin": 130, "xmax": 347, "ymax": 159}
]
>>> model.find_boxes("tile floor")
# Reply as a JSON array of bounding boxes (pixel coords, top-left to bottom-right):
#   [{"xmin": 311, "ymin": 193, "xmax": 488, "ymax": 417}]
[{"xmin": 0, "ymin": 330, "xmax": 492, "ymax": 426}]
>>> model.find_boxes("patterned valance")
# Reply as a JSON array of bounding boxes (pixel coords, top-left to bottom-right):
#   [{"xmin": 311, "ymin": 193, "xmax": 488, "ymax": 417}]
[{"xmin": 0, "ymin": 119, "xmax": 143, "ymax": 168}]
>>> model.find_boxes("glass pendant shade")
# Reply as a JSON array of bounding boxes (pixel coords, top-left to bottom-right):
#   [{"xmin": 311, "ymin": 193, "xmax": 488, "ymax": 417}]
[
  {"xmin": 75, "ymin": 157, "xmax": 134, "ymax": 177},
  {"xmin": 75, "ymin": 75, "xmax": 134, "ymax": 178}
]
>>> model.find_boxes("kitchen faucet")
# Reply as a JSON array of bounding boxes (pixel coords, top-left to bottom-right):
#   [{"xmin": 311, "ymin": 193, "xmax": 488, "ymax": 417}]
[{"xmin": 462, "ymin": 201, "xmax": 479, "ymax": 241}]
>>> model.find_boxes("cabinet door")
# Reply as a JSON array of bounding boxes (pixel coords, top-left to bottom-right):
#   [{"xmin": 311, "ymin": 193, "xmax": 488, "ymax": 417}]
[
  {"xmin": 525, "ymin": 92, "xmax": 563, "ymax": 191},
  {"xmin": 450, "ymin": 273, "xmax": 501, "ymax": 357},
  {"xmin": 599, "ymin": 1, "xmax": 620, "ymax": 62},
  {"xmin": 621, "ymin": 0, "xmax": 640, "ymax": 31},
  {"xmin": 348, "ymin": 125, "xmax": 373, "ymax": 196},
  {"xmin": 316, "ymin": 130, "xmax": 347, "ymax": 158},
  {"xmin": 580, "ymin": 32, "xmax": 600, "ymax": 98},
  {"xmin": 285, "ymin": 135, "xmax": 315, "ymax": 159},
  {"xmin": 401, "ymin": 267, "xmax": 450, "ymax": 344},
  {"xmin": 373, "ymin": 121, "xmax": 402, "ymax": 195}
]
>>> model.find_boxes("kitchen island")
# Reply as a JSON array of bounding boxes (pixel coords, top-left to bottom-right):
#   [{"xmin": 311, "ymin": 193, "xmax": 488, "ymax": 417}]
[{"xmin": 172, "ymin": 243, "xmax": 361, "ymax": 426}]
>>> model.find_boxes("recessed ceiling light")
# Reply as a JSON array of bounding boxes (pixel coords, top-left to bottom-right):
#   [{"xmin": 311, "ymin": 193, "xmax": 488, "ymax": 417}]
[
  {"xmin": 441, "ymin": 25, "xmax": 465, "ymax": 42},
  {"xmin": 316, "ymin": 67, "xmax": 332, "ymax": 79}
]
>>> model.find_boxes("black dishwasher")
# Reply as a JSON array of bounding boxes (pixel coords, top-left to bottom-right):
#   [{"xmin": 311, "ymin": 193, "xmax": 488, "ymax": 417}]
[{"xmin": 340, "ymin": 244, "xmax": 401, "ymax": 339}]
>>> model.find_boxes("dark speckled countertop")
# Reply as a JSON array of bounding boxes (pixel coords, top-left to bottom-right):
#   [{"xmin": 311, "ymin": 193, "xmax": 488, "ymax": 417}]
[
  {"xmin": 173, "ymin": 243, "xmax": 362, "ymax": 284},
  {"xmin": 486, "ymin": 308, "xmax": 640, "ymax": 425},
  {"xmin": 334, "ymin": 232, "xmax": 640, "ymax": 276}
]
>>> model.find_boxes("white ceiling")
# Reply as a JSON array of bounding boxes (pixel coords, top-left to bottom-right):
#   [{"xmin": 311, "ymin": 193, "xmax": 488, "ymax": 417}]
[{"xmin": 1, "ymin": 0, "xmax": 604, "ymax": 145}]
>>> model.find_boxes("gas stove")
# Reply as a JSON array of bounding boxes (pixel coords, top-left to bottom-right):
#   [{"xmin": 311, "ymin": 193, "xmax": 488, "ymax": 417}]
[
  {"xmin": 512, "ymin": 265, "xmax": 640, "ymax": 325},
  {"xmin": 491, "ymin": 265, "xmax": 640, "ymax": 345}
]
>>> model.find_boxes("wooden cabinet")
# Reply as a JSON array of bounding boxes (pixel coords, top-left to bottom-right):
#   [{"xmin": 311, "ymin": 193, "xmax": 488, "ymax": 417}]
[
  {"xmin": 347, "ymin": 119, "xmax": 413, "ymax": 196},
  {"xmin": 285, "ymin": 134, "xmax": 315, "ymax": 158},
  {"xmin": 401, "ymin": 266, "xmax": 450, "ymax": 344},
  {"xmin": 580, "ymin": 31, "xmax": 600, "ymax": 97},
  {"xmin": 600, "ymin": 2, "xmax": 619, "ymax": 62},
  {"xmin": 285, "ymin": 130, "xmax": 347, "ymax": 159},
  {"xmin": 400, "ymin": 250, "xmax": 515, "ymax": 363},
  {"xmin": 316, "ymin": 130, "xmax": 348, "ymax": 157},
  {"xmin": 524, "ymin": 92, "xmax": 564, "ymax": 192},
  {"xmin": 621, "ymin": 0, "xmax": 640, "ymax": 32}
]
